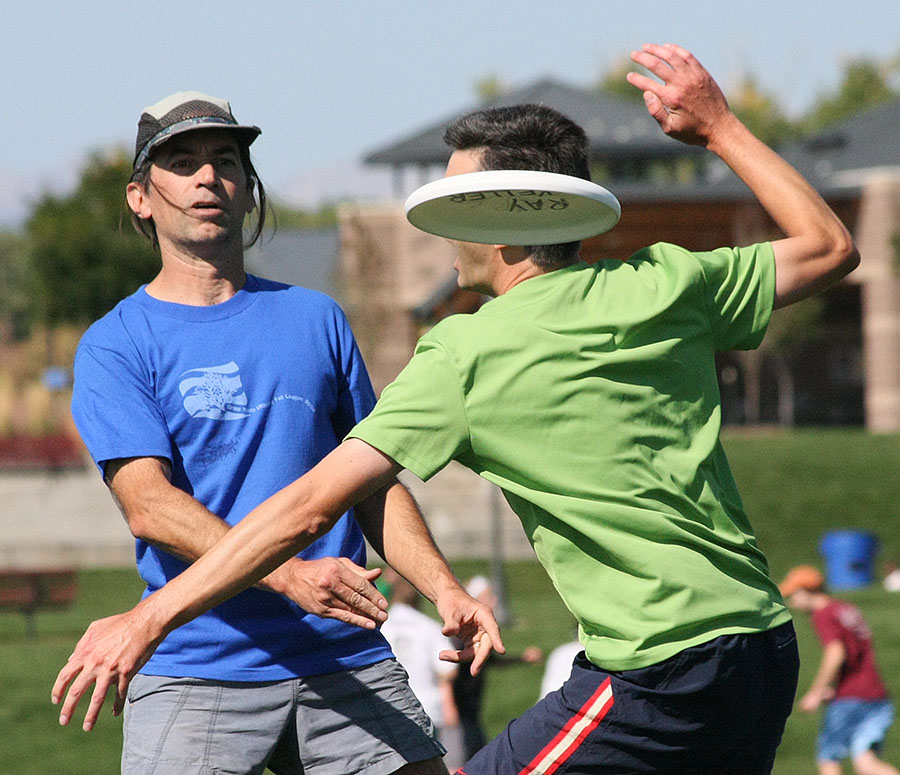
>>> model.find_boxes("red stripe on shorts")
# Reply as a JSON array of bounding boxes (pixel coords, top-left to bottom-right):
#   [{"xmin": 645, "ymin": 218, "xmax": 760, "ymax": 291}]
[{"xmin": 518, "ymin": 676, "xmax": 614, "ymax": 775}]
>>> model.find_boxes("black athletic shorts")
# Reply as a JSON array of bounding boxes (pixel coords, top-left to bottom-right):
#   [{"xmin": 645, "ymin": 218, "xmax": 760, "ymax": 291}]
[{"xmin": 457, "ymin": 621, "xmax": 799, "ymax": 775}]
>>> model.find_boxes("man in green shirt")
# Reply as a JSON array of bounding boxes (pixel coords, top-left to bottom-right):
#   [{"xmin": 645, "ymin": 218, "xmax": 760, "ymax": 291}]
[{"xmin": 55, "ymin": 43, "xmax": 858, "ymax": 774}]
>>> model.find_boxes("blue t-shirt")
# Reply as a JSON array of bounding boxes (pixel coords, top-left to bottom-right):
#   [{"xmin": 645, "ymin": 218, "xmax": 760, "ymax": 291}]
[{"xmin": 72, "ymin": 274, "xmax": 393, "ymax": 680}]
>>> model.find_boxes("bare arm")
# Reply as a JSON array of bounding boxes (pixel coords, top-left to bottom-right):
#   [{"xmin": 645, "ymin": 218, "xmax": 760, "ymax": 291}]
[
  {"xmin": 355, "ymin": 479, "xmax": 505, "ymax": 671},
  {"xmin": 627, "ymin": 43, "xmax": 859, "ymax": 309},
  {"xmin": 799, "ymin": 640, "xmax": 845, "ymax": 712},
  {"xmin": 105, "ymin": 456, "xmax": 387, "ymax": 629},
  {"xmin": 53, "ymin": 439, "xmax": 502, "ymax": 730}
]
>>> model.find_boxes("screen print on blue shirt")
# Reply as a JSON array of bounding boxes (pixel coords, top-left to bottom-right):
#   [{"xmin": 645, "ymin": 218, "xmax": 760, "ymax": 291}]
[{"xmin": 72, "ymin": 275, "xmax": 393, "ymax": 680}]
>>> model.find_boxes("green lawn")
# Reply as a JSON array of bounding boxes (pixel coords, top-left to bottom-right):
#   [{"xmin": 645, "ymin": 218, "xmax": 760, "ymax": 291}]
[{"xmin": 4, "ymin": 428, "xmax": 900, "ymax": 774}]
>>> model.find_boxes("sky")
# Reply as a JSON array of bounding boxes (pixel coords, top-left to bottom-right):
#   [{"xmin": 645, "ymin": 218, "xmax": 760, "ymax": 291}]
[{"xmin": 2, "ymin": 1, "xmax": 900, "ymax": 226}]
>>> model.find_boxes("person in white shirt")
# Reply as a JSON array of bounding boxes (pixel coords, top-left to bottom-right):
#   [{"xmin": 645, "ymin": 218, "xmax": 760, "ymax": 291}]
[{"xmin": 381, "ymin": 570, "xmax": 464, "ymax": 771}]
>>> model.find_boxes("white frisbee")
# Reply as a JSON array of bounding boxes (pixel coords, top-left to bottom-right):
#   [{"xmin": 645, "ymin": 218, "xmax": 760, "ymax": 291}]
[{"xmin": 404, "ymin": 170, "xmax": 621, "ymax": 245}]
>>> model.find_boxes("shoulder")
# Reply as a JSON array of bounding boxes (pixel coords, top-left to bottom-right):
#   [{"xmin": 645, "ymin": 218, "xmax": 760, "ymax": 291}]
[
  {"xmin": 628, "ymin": 242, "xmax": 773, "ymax": 272},
  {"xmin": 246, "ymin": 276, "xmax": 353, "ymax": 336},
  {"xmin": 249, "ymin": 275, "xmax": 344, "ymax": 313},
  {"xmin": 77, "ymin": 292, "xmax": 145, "ymax": 351}
]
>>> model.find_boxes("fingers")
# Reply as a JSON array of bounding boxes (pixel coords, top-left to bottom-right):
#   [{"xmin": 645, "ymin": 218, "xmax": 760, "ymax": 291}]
[
  {"xmin": 54, "ymin": 663, "xmax": 112, "ymax": 731},
  {"xmin": 438, "ymin": 631, "xmax": 496, "ymax": 675},
  {"xmin": 52, "ymin": 645, "xmax": 112, "ymax": 730},
  {"xmin": 113, "ymin": 689, "xmax": 127, "ymax": 718},
  {"xmin": 82, "ymin": 677, "xmax": 114, "ymax": 732},
  {"xmin": 51, "ymin": 659, "xmax": 80, "ymax": 709},
  {"xmin": 469, "ymin": 631, "xmax": 494, "ymax": 675},
  {"xmin": 643, "ymin": 90, "xmax": 670, "ymax": 125},
  {"xmin": 336, "ymin": 558, "xmax": 387, "ymax": 606},
  {"xmin": 631, "ymin": 43, "xmax": 694, "ymax": 77},
  {"xmin": 299, "ymin": 558, "xmax": 388, "ymax": 628}
]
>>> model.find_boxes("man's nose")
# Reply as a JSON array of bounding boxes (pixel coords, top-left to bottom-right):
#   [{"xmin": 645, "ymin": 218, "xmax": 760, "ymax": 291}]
[{"xmin": 195, "ymin": 161, "xmax": 218, "ymax": 185}]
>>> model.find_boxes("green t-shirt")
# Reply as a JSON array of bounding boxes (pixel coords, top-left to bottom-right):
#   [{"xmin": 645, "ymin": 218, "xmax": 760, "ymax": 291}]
[{"xmin": 349, "ymin": 242, "xmax": 791, "ymax": 670}]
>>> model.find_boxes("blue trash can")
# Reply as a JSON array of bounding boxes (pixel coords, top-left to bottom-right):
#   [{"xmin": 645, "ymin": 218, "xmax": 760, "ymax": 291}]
[{"xmin": 819, "ymin": 530, "xmax": 879, "ymax": 590}]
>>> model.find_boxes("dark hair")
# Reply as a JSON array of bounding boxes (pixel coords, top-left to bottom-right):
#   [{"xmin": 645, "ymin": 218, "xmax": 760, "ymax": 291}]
[
  {"xmin": 443, "ymin": 104, "xmax": 590, "ymax": 268},
  {"xmin": 127, "ymin": 141, "xmax": 267, "ymax": 249}
]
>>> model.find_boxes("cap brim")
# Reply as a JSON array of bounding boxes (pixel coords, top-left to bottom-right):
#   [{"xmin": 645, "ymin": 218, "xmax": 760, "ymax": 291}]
[{"xmin": 136, "ymin": 122, "xmax": 261, "ymax": 167}]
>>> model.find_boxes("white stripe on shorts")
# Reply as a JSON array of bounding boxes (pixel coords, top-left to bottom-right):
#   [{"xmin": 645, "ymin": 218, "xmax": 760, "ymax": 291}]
[{"xmin": 519, "ymin": 676, "xmax": 615, "ymax": 775}]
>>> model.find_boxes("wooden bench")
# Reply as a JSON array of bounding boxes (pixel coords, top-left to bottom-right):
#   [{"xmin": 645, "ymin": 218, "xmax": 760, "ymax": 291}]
[{"xmin": 0, "ymin": 569, "xmax": 78, "ymax": 639}]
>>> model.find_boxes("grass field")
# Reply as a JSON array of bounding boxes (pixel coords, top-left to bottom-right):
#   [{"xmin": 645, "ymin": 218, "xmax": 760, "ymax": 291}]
[{"xmin": 3, "ymin": 428, "xmax": 900, "ymax": 774}]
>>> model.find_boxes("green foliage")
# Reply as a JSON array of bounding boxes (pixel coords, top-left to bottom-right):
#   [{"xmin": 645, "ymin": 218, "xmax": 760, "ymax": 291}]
[
  {"xmin": 474, "ymin": 74, "xmax": 509, "ymax": 103},
  {"xmin": 804, "ymin": 57, "xmax": 898, "ymax": 132},
  {"xmin": 26, "ymin": 149, "xmax": 159, "ymax": 327},
  {"xmin": 0, "ymin": 230, "xmax": 34, "ymax": 341},
  {"xmin": 731, "ymin": 75, "xmax": 802, "ymax": 148},
  {"xmin": 595, "ymin": 57, "xmax": 645, "ymax": 103}
]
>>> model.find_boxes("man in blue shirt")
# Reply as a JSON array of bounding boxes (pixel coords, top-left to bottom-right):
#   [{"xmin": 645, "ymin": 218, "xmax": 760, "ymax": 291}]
[{"xmin": 66, "ymin": 90, "xmax": 498, "ymax": 775}]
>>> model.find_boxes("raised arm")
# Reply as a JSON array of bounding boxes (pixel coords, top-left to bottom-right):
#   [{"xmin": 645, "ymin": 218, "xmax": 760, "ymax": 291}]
[
  {"xmin": 627, "ymin": 43, "xmax": 859, "ymax": 309},
  {"xmin": 106, "ymin": 456, "xmax": 387, "ymax": 629}
]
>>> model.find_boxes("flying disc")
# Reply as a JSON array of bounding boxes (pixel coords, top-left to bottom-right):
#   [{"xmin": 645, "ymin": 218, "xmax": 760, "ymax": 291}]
[{"xmin": 404, "ymin": 170, "xmax": 621, "ymax": 245}]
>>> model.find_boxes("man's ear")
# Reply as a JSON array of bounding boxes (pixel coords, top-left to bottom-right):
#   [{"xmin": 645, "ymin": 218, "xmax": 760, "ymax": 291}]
[{"xmin": 126, "ymin": 181, "xmax": 151, "ymax": 220}]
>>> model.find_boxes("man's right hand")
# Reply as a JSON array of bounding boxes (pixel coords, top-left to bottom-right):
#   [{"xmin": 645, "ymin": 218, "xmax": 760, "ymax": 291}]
[
  {"xmin": 262, "ymin": 557, "xmax": 388, "ymax": 629},
  {"xmin": 626, "ymin": 43, "xmax": 735, "ymax": 149}
]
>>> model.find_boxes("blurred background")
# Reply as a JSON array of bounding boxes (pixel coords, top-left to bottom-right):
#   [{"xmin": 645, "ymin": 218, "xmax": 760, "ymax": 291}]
[{"xmin": 3, "ymin": 3, "xmax": 900, "ymax": 773}]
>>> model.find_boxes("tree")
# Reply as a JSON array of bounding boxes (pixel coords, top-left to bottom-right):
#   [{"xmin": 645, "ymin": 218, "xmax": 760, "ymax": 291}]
[
  {"xmin": 474, "ymin": 74, "xmax": 509, "ymax": 103},
  {"xmin": 804, "ymin": 57, "xmax": 898, "ymax": 132},
  {"xmin": 595, "ymin": 57, "xmax": 645, "ymax": 103},
  {"xmin": 730, "ymin": 76, "xmax": 800, "ymax": 148},
  {"xmin": 26, "ymin": 149, "xmax": 159, "ymax": 327},
  {"xmin": 0, "ymin": 230, "xmax": 33, "ymax": 342}
]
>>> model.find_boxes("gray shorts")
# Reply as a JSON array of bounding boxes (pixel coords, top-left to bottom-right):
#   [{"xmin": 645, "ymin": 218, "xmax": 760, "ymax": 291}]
[{"xmin": 122, "ymin": 658, "xmax": 445, "ymax": 775}]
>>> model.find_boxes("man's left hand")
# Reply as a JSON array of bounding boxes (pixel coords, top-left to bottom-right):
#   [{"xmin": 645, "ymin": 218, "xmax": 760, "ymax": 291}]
[
  {"xmin": 51, "ymin": 602, "xmax": 163, "ymax": 732},
  {"xmin": 434, "ymin": 586, "xmax": 505, "ymax": 675}
]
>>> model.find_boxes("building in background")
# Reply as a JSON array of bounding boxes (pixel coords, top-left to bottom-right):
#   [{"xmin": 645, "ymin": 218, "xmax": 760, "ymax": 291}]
[{"xmin": 340, "ymin": 78, "xmax": 900, "ymax": 433}]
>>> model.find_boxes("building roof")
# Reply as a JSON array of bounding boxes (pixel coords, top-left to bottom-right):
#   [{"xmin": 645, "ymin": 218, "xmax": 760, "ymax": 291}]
[
  {"xmin": 364, "ymin": 77, "xmax": 703, "ymax": 168},
  {"xmin": 781, "ymin": 96, "xmax": 900, "ymax": 190},
  {"xmin": 365, "ymin": 79, "xmax": 900, "ymax": 205}
]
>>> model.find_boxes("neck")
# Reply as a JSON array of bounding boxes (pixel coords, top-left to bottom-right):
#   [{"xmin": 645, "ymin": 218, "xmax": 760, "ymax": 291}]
[
  {"xmin": 491, "ymin": 249, "xmax": 567, "ymax": 296},
  {"xmin": 146, "ymin": 240, "xmax": 247, "ymax": 306}
]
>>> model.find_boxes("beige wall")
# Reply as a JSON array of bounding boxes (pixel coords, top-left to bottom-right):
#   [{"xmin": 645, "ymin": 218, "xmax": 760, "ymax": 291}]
[
  {"xmin": 857, "ymin": 176, "xmax": 900, "ymax": 431},
  {"xmin": 337, "ymin": 202, "xmax": 456, "ymax": 395}
]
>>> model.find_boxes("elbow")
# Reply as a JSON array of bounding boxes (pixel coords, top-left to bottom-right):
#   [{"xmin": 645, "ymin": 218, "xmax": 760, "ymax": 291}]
[
  {"xmin": 123, "ymin": 506, "xmax": 156, "ymax": 542},
  {"xmin": 823, "ymin": 214, "xmax": 860, "ymax": 278},
  {"xmin": 295, "ymin": 510, "xmax": 334, "ymax": 544},
  {"xmin": 831, "ymin": 229, "xmax": 860, "ymax": 280},
  {"xmin": 279, "ymin": 490, "xmax": 339, "ymax": 548}
]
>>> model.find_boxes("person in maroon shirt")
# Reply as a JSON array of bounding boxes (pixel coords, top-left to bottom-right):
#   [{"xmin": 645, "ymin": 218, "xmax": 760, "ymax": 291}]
[{"xmin": 781, "ymin": 565, "xmax": 899, "ymax": 775}]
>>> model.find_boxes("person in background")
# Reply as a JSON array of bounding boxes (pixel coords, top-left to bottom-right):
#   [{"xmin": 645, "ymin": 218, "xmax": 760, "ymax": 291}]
[
  {"xmin": 450, "ymin": 576, "xmax": 542, "ymax": 761},
  {"xmin": 781, "ymin": 565, "xmax": 899, "ymax": 775},
  {"xmin": 538, "ymin": 628, "xmax": 583, "ymax": 701},
  {"xmin": 381, "ymin": 569, "xmax": 465, "ymax": 772}
]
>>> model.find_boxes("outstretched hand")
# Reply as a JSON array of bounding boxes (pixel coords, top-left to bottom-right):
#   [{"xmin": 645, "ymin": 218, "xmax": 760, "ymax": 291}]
[
  {"xmin": 433, "ymin": 586, "xmax": 505, "ymax": 676},
  {"xmin": 627, "ymin": 43, "xmax": 735, "ymax": 147},
  {"xmin": 51, "ymin": 604, "xmax": 164, "ymax": 732}
]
